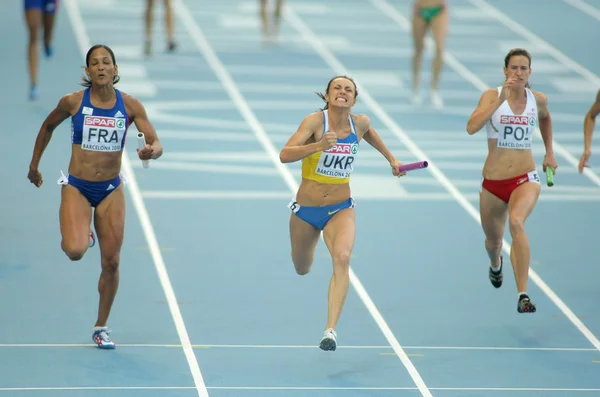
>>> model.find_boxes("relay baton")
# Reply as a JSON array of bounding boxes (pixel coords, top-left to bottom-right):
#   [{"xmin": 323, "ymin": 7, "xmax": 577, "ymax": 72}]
[
  {"xmin": 546, "ymin": 167, "xmax": 554, "ymax": 187},
  {"xmin": 398, "ymin": 161, "xmax": 428, "ymax": 173},
  {"xmin": 137, "ymin": 132, "xmax": 150, "ymax": 169}
]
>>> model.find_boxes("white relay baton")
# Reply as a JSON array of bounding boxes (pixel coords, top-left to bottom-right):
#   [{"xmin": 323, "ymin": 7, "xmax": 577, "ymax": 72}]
[{"xmin": 137, "ymin": 132, "xmax": 150, "ymax": 169}]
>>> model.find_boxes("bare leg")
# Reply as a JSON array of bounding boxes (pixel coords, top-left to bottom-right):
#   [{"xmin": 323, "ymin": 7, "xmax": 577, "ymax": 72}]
[
  {"xmin": 480, "ymin": 188, "xmax": 508, "ymax": 274},
  {"xmin": 164, "ymin": 0, "xmax": 177, "ymax": 51},
  {"xmin": 289, "ymin": 213, "xmax": 321, "ymax": 275},
  {"xmin": 507, "ymin": 182, "xmax": 540, "ymax": 296},
  {"xmin": 93, "ymin": 185, "xmax": 126, "ymax": 328},
  {"xmin": 59, "ymin": 185, "xmax": 93, "ymax": 261},
  {"xmin": 428, "ymin": 7, "xmax": 448, "ymax": 108},
  {"xmin": 259, "ymin": 0, "xmax": 269, "ymax": 41},
  {"xmin": 25, "ymin": 9, "xmax": 41, "ymax": 99},
  {"xmin": 322, "ymin": 208, "xmax": 355, "ymax": 332},
  {"xmin": 42, "ymin": 9, "xmax": 57, "ymax": 58},
  {"xmin": 273, "ymin": 0, "xmax": 284, "ymax": 39},
  {"xmin": 144, "ymin": 0, "xmax": 154, "ymax": 55},
  {"xmin": 411, "ymin": 8, "xmax": 428, "ymax": 105}
]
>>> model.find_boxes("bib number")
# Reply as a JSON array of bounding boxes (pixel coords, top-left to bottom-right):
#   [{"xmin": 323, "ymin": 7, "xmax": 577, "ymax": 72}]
[
  {"xmin": 497, "ymin": 125, "xmax": 532, "ymax": 150},
  {"xmin": 82, "ymin": 116, "xmax": 126, "ymax": 152},
  {"xmin": 315, "ymin": 143, "xmax": 358, "ymax": 178}
]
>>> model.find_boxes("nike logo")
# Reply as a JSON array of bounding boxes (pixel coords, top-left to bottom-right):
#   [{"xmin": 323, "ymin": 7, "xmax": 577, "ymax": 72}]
[{"xmin": 328, "ymin": 209, "xmax": 340, "ymax": 215}]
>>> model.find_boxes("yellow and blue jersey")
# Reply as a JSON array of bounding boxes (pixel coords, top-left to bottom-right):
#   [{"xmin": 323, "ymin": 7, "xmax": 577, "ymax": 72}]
[{"xmin": 301, "ymin": 110, "xmax": 359, "ymax": 185}]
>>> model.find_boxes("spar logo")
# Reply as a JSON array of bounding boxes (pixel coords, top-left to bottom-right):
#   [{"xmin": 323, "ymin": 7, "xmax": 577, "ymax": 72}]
[
  {"xmin": 325, "ymin": 144, "xmax": 351, "ymax": 154},
  {"xmin": 85, "ymin": 116, "xmax": 125, "ymax": 129},
  {"xmin": 500, "ymin": 115, "xmax": 529, "ymax": 125},
  {"xmin": 324, "ymin": 143, "xmax": 359, "ymax": 155}
]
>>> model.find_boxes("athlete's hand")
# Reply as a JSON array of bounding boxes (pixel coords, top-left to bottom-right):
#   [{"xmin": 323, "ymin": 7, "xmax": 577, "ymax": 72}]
[
  {"xmin": 499, "ymin": 75, "xmax": 519, "ymax": 101},
  {"xmin": 321, "ymin": 131, "xmax": 337, "ymax": 151},
  {"xmin": 137, "ymin": 144, "xmax": 155, "ymax": 160},
  {"xmin": 28, "ymin": 168, "xmax": 43, "ymax": 187},
  {"xmin": 390, "ymin": 160, "xmax": 407, "ymax": 178},
  {"xmin": 578, "ymin": 150, "xmax": 591, "ymax": 173},
  {"xmin": 543, "ymin": 152, "xmax": 558, "ymax": 174}
]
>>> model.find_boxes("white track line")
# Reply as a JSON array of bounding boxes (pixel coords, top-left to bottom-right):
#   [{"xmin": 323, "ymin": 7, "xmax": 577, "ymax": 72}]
[
  {"xmin": 366, "ymin": 0, "xmax": 600, "ymax": 352},
  {"xmin": 63, "ymin": 1, "xmax": 209, "ymax": 396},
  {"xmin": 173, "ymin": 0, "xmax": 433, "ymax": 396}
]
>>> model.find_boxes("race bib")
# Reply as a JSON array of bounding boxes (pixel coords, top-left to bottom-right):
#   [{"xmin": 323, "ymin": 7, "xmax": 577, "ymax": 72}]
[
  {"xmin": 81, "ymin": 116, "xmax": 126, "ymax": 152},
  {"xmin": 497, "ymin": 115, "xmax": 535, "ymax": 150},
  {"xmin": 315, "ymin": 143, "xmax": 358, "ymax": 178}
]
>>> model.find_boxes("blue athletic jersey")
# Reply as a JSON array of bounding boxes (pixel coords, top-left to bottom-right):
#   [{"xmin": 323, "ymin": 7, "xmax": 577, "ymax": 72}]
[{"xmin": 71, "ymin": 88, "xmax": 130, "ymax": 153}]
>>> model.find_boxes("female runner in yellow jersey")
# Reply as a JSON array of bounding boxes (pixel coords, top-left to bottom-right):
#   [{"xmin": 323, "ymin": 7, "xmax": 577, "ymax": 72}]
[{"xmin": 279, "ymin": 75, "xmax": 406, "ymax": 351}]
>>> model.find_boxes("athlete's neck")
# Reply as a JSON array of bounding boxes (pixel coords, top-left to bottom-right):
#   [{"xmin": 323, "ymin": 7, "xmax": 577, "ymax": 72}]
[
  {"xmin": 509, "ymin": 87, "xmax": 526, "ymax": 100},
  {"xmin": 91, "ymin": 85, "xmax": 115, "ymax": 103},
  {"xmin": 327, "ymin": 107, "xmax": 351, "ymax": 133}
]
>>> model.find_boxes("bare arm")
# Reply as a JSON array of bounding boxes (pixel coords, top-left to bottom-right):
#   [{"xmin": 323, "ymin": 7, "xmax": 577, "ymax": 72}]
[
  {"xmin": 466, "ymin": 88, "xmax": 504, "ymax": 135},
  {"xmin": 125, "ymin": 94, "xmax": 163, "ymax": 160},
  {"xmin": 534, "ymin": 91, "xmax": 553, "ymax": 155},
  {"xmin": 583, "ymin": 89, "xmax": 600, "ymax": 154},
  {"xmin": 360, "ymin": 116, "xmax": 396, "ymax": 164},
  {"xmin": 358, "ymin": 115, "xmax": 406, "ymax": 177},
  {"xmin": 279, "ymin": 113, "xmax": 325, "ymax": 163},
  {"xmin": 29, "ymin": 94, "xmax": 74, "ymax": 171}
]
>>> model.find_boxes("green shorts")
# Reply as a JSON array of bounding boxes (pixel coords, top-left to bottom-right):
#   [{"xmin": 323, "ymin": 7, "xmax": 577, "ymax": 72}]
[{"xmin": 418, "ymin": 5, "xmax": 444, "ymax": 23}]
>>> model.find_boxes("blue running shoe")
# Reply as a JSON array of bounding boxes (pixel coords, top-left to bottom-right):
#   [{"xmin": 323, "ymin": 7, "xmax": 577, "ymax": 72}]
[
  {"xmin": 44, "ymin": 44, "xmax": 53, "ymax": 58},
  {"xmin": 92, "ymin": 327, "xmax": 115, "ymax": 349},
  {"xmin": 29, "ymin": 86, "xmax": 39, "ymax": 101},
  {"xmin": 89, "ymin": 231, "xmax": 95, "ymax": 248}
]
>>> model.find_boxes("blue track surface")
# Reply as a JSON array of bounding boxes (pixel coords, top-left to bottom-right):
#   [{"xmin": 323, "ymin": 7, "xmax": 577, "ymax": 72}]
[{"xmin": 1, "ymin": 0, "xmax": 599, "ymax": 396}]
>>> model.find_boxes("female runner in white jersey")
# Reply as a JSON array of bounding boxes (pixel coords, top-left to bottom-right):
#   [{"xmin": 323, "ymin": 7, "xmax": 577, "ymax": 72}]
[
  {"xmin": 27, "ymin": 44, "xmax": 163, "ymax": 348},
  {"xmin": 279, "ymin": 76, "xmax": 406, "ymax": 351},
  {"xmin": 466, "ymin": 48, "xmax": 557, "ymax": 313}
]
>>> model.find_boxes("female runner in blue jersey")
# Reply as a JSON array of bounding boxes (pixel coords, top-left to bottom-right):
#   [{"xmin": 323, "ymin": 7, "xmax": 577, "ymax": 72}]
[
  {"xmin": 280, "ymin": 76, "xmax": 406, "ymax": 351},
  {"xmin": 27, "ymin": 44, "xmax": 163, "ymax": 349},
  {"xmin": 466, "ymin": 48, "xmax": 557, "ymax": 314}
]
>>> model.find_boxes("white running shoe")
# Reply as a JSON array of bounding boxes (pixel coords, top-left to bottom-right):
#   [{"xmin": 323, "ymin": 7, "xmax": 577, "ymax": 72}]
[
  {"xmin": 319, "ymin": 328, "xmax": 337, "ymax": 351},
  {"xmin": 430, "ymin": 90, "xmax": 444, "ymax": 109}
]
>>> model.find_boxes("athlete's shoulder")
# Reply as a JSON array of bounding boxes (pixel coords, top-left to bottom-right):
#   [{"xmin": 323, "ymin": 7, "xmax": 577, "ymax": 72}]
[
  {"xmin": 303, "ymin": 111, "xmax": 326, "ymax": 125},
  {"xmin": 62, "ymin": 89, "xmax": 85, "ymax": 101},
  {"xmin": 530, "ymin": 90, "xmax": 549, "ymax": 118},
  {"xmin": 530, "ymin": 89, "xmax": 547, "ymax": 104},
  {"xmin": 483, "ymin": 87, "xmax": 500, "ymax": 97},
  {"xmin": 58, "ymin": 90, "xmax": 85, "ymax": 113},
  {"xmin": 118, "ymin": 90, "xmax": 137, "ymax": 105},
  {"xmin": 119, "ymin": 90, "xmax": 146, "ymax": 116},
  {"xmin": 351, "ymin": 113, "xmax": 370, "ymax": 123},
  {"xmin": 475, "ymin": 88, "xmax": 501, "ymax": 106},
  {"xmin": 351, "ymin": 113, "xmax": 370, "ymax": 132}
]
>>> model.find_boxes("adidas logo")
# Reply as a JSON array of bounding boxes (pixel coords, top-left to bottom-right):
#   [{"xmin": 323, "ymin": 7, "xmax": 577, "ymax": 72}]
[
  {"xmin": 114, "ymin": 110, "xmax": 124, "ymax": 118},
  {"xmin": 107, "ymin": 184, "xmax": 115, "ymax": 191}
]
